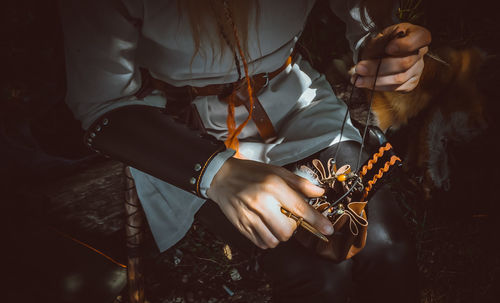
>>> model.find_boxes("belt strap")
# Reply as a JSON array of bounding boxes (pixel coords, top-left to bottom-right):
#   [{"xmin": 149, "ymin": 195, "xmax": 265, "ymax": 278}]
[{"xmin": 136, "ymin": 56, "xmax": 293, "ymax": 141}]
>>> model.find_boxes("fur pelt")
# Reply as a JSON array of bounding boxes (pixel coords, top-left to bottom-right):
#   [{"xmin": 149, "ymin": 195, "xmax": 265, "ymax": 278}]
[{"xmin": 370, "ymin": 47, "xmax": 487, "ymax": 198}]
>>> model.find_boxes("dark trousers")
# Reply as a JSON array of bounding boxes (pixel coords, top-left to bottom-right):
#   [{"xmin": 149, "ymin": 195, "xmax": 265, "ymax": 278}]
[{"xmin": 196, "ymin": 141, "xmax": 418, "ymax": 302}]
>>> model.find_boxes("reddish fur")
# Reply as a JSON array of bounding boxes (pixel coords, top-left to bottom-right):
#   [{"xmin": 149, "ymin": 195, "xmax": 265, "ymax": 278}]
[
  {"xmin": 370, "ymin": 47, "xmax": 487, "ymax": 198},
  {"xmin": 371, "ymin": 47, "xmax": 486, "ymax": 132}
]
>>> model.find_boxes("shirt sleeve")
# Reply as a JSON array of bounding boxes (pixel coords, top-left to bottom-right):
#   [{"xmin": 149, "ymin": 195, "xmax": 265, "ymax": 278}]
[
  {"xmin": 329, "ymin": 0, "xmax": 374, "ymax": 63},
  {"xmin": 60, "ymin": 0, "xmax": 231, "ymax": 197},
  {"xmin": 198, "ymin": 148, "xmax": 236, "ymax": 198},
  {"xmin": 60, "ymin": 0, "xmax": 163, "ymax": 130}
]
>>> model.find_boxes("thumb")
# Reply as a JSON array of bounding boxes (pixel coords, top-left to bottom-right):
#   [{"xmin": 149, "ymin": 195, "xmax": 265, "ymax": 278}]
[{"xmin": 277, "ymin": 168, "xmax": 325, "ymax": 198}]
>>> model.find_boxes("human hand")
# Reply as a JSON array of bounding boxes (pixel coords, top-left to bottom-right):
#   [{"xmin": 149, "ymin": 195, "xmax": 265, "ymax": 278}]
[
  {"xmin": 352, "ymin": 22, "xmax": 432, "ymax": 92},
  {"xmin": 207, "ymin": 157, "xmax": 334, "ymax": 249}
]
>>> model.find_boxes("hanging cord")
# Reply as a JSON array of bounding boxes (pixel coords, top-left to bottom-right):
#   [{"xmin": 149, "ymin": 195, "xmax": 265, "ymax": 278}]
[
  {"xmin": 329, "ymin": 26, "xmax": 407, "ymax": 206},
  {"xmin": 328, "ymin": 57, "xmax": 383, "ymax": 207},
  {"xmin": 355, "ymin": 58, "xmax": 383, "ymax": 173},
  {"xmin": 333, "ymin": 56, "xmax": 384, "ymax": 172},
  {"xmin": 353, "ymin": 26, "xmax": 408, "ymax": 172},
  {"xmin": 333, "ymin": 74, "xmax": 360, "ymax": 162},
  {"xmin": 222, "ymin": 0, "xmax": 255, "ymax": 152}
]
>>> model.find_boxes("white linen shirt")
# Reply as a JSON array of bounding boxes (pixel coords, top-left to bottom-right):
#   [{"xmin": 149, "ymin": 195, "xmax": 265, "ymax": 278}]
[{"xmin": 60, "ymin": 0, "xmax": 370, "ymax": 252}]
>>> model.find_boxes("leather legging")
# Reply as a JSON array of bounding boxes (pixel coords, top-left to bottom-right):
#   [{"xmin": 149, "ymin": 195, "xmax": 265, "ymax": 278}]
[{"xmin": 196, "ymin": 141, "xmax": 418, "ymax": 302}]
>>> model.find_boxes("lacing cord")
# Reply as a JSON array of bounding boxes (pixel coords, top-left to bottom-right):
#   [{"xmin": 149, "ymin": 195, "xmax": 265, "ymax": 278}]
[
  {"xmin": 330, "ymin": 57, "xmax": 383, "ymax": 206},
  {"xmin": 124, "ymin": 172, "xmax": 146, "ymax": 258},
  {"xmin": 356, "ymin": 58, "xmax": 383, "ymax": 172}
]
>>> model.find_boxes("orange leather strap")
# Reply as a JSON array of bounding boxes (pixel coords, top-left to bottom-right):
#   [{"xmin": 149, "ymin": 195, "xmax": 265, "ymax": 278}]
[{"xmin": 137, "ymin": 56, "xmax": 292, "ymax": 141}]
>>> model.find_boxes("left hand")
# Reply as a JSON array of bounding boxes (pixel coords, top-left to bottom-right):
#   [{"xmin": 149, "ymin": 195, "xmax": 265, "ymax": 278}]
[{"xmin": 351, "ymin": 23, "xmax": 432, "ymax": 92}]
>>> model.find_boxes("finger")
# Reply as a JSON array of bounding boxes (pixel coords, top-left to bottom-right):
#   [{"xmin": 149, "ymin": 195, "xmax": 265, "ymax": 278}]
[
  {"xmin": 395, "ymin": 75, "xmax": 421, "ymax": 92},
  {"xmin": 370, "ymin": 73, "xmax": 421, "ymax": 92},
  {"xmin": 218, "ymin": 200, "xmax": 269, "ymax": 249},
  {"xmin": 248, "ymin": 212, "xmax": 281, "ymax": 249},
  {"xmin": 274, "ymin": 167, "xmax": 325, "ymax": 198},
  {"xmin": 256, "ymin": 194, "xmax": 297, "ymax": 242},
  {"xmin": 354, "ymin": 58, "xmax": 424, "ymax": 89},
  {"xmin": 274, "ymin": 181, "xmax": 334, "ymax": 236},
  {"xmin": 385, "ymin": 24, "xmax": 432, "ymax": 56},
  {"xmin": 355, "ymin": 46, "xmax": 428, "ymax": 77},
  {"xmin": 357, "ymin": 70, "xmax": 422, "ymax": 93}
]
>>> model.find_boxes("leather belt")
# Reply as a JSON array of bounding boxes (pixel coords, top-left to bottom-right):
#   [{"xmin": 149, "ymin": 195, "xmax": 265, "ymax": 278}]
[{"xmin": 136, "ymin": 56, "xmax": 293, "ymax": 141}]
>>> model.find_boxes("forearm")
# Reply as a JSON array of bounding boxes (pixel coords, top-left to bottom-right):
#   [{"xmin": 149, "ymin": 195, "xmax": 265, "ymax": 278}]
[{"xmin": 85, "ymin": 104, "xmax": 227, "ymax": 196}]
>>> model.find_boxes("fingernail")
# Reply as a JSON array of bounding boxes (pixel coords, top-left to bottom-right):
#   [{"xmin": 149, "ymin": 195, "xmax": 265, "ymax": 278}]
[
  {"xmin": 324, "ymin": 224, "xmax": 334, "ymax": 235},
  {"xmin": 355, "ymin": 64, "xmax": 367, "ymax": 75},
  {"xmin": 315, "ymin": 188, "xmax": 325, "ymax": 196},
  {"xmin": 355, "ymin": 77, "xmax": 364, "ymax": 87}
]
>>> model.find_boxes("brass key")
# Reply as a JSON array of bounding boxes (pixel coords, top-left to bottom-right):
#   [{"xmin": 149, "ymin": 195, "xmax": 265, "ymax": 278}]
[{"xmin": 281, "ymin": 207, "xmax": 329, "ymax": 243}]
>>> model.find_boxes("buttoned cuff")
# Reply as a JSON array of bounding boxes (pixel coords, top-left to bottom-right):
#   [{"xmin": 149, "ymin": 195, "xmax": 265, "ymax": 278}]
[
  {"xmin": 198, "ymin": 148, "xmax": 236, "ymax": 198},
  {"xmin": 84, "ymin": 105, "xmax": 226, "ymax": 197}
]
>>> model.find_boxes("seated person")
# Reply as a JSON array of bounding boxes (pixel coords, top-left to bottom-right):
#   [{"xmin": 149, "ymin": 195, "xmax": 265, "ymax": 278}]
[{"xmin": 60, "ymin": 0, "xmax": 431, "ymax": 301}]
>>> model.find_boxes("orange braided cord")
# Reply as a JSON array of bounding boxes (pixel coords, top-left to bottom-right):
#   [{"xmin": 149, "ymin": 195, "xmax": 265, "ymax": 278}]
[
  {"xmin": 224, "ymin": 9, "xmax": 254, "ymax": 151},
  {"xmin": 362, "ymin": 155, "xmax": 401, "ymax": 200},
  {"xmin": 360, "ymin": 143, "xmax": 393, "ymax": 177},
  {"xmin": 226, "ymin": 94, "xmax": 237, "ymax": 149}
]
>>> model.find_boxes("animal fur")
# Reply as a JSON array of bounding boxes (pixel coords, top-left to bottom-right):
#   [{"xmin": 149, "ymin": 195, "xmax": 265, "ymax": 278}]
[
  {"xmin": 371, "ymin": 47, "xmax": 486, "ymax": 132},
  {"xmin": 370, "ymin": 47, "xmax": 487, "ymax": 197}
]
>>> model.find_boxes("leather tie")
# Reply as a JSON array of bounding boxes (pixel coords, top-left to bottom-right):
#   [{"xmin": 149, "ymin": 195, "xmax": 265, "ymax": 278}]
[{"xmin": 136, "ymin": 56, "xmax": 293, "ymax": 141}]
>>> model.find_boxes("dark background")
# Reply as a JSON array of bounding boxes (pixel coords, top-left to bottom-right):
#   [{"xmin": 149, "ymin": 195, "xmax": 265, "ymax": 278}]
[{"xmin": 3, "ymin": 0, "xmax": 500, "ymax": 302}]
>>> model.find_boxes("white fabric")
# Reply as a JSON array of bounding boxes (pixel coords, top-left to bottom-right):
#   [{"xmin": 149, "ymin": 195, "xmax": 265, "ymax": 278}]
[
  {"xmin": 199, "ymin": 148, "xmax": 236, "ymax": 198},
  {"xmin": 61, "ymin": 0, "xmax": 368, "ymax": 252}
]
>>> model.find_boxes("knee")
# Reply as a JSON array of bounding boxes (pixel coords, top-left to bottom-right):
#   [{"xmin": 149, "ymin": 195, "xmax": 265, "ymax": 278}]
[
  {"xmin": 360, "ymin": 224, "xmax": 417, "ymax": 272},
  {"xmin": 311, "ymin": 264, "xmax": 353, "ymax": 301},
  {"xmin": 270, "ymin": 251, "xmax": 353, "ymax": 303},
  {"xmin": 353, "ymin": 226, "xmax": 419, "ymax": 302},
  {"xmin": 376, "ymin": 239, "xmax": 415, "ymax": 270}
]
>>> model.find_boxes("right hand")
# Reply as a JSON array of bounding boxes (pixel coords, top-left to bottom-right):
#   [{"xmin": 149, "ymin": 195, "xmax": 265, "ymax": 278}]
[
  {"xmin": 207, "ymin": 157, "xmax": 334, "ymax": 249},
  {"xmin": 353, "ymin": 23, "xmax": 431, "ymax": 92}
]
